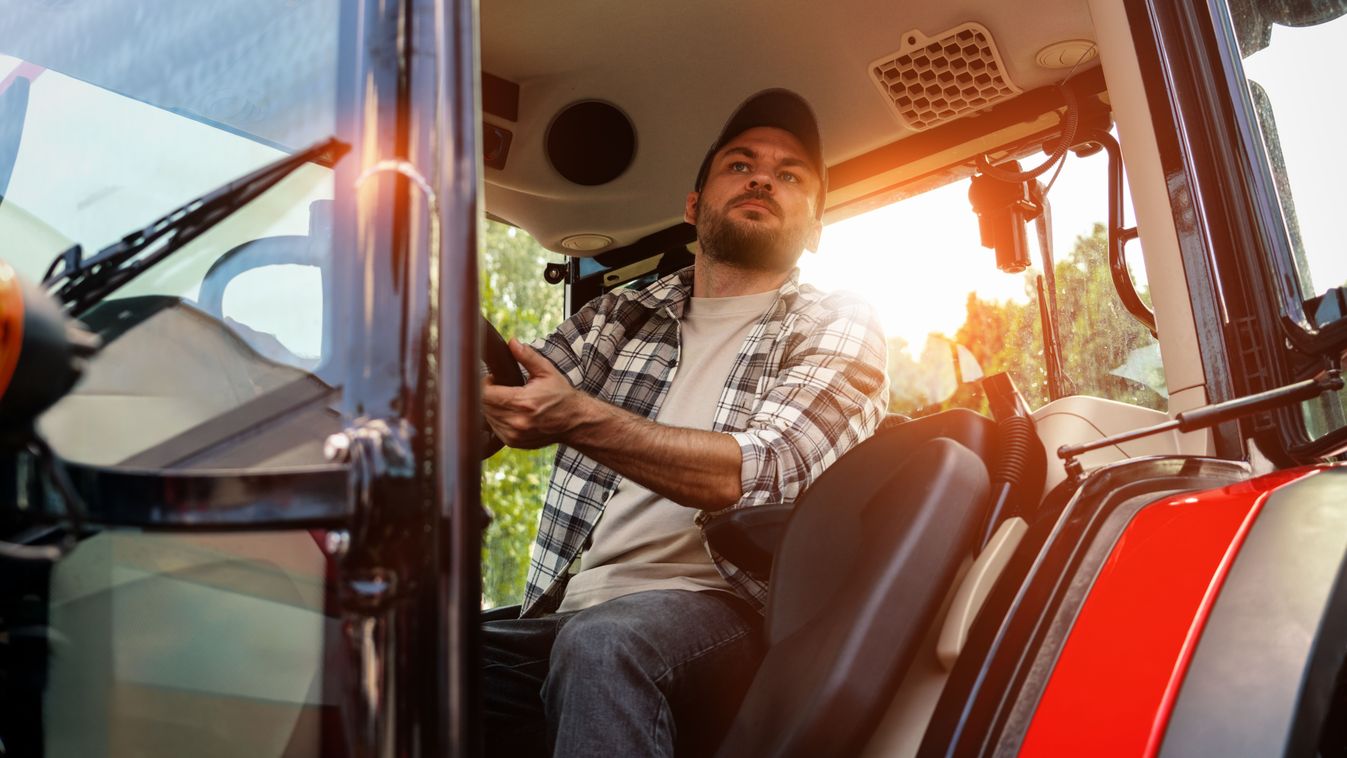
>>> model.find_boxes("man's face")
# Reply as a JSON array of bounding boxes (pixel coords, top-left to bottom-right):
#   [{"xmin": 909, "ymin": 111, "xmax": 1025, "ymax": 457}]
[{"xmin": 685, "ymin": 126, "xmax": 824, "ymax": 273}]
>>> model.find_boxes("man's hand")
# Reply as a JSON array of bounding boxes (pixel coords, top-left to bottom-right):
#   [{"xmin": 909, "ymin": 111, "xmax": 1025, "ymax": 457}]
[
  {"xmin": 482, "ymin": 338, "xmax": 744, "ymax": 510},
  {"xmin": 482, "ymin": 339, "xmax": 588, "ymax": 449}
]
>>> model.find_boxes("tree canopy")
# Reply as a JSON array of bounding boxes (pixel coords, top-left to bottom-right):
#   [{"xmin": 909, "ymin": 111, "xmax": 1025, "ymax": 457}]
[{"xmin": 890, "ymin": 223, "xmax": 1164, "ymax": 415}]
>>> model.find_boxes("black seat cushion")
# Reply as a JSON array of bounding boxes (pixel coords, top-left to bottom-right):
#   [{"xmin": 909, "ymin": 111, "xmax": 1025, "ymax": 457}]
[{"xmin": 714, "ymin": 436, "xmax": 990, "ymax": 758}]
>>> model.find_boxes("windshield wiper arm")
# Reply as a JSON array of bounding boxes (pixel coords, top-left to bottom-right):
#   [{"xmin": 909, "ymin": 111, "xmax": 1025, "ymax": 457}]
[{"xmin": 42, "ymin": 137, "xmax": 349, "ymax": 317}]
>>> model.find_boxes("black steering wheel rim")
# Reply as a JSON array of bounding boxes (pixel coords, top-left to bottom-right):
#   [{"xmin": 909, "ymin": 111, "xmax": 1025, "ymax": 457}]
[{"xmin": 480, "ymin": 315, "xmax": 525, "ymax": 458}]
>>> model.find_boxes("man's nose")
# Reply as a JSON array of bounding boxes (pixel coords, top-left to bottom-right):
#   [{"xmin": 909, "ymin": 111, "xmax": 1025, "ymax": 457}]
[{"xmin": 747, "ymin": 169, "xmax": 774, "ymax": 191}]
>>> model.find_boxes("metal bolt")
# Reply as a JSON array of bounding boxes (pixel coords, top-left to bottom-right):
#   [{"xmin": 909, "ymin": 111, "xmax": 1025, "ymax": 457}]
[
  {"xmin": 324, "ymin": 433, "xmax": 352, "ymax": 462},
  {"xmin": 324, "ymin": 530, "xmax": 350, "ymax": 557}
]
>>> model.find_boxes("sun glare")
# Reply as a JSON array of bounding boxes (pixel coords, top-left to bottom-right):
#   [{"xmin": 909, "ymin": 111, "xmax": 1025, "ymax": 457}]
[
  {"xmin": 799, "ymin": 151, "xmax": 1112, "ymax": 357},
  {"xmin": 799, "ymin": 181, "xmax": 1028, "ymax": 356}
]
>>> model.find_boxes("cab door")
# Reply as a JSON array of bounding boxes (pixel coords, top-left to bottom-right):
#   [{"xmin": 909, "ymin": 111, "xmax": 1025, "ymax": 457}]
[{"xmin": 0, "ymin": 0, "xmax": 487, "ymax": 756}]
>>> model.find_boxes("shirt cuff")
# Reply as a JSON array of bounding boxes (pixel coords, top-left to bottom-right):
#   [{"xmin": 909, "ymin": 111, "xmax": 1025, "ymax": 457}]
[{"xmin": 728, "ymin": 428, "xmax": 785, "ymax": 508}]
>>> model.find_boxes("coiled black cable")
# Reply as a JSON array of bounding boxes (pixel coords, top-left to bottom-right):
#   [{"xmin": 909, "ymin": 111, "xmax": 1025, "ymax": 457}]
[
  {"xmin": 975, "ymin": 83, "xmax": 1080, "ymax": 183},
  {"xmin": 980, "ymin": 414, "xmax": 1035, "ymax": 548},
  {"xmin": 992, "ymin": 415, "xmax": 1034, "ymax": 491}
]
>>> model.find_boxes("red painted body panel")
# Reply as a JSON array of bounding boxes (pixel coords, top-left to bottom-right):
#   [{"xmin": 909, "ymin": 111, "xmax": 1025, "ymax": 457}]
[{"xmin": 1018, "ymin": 467, "xmax": 1322, "ymax": 758}]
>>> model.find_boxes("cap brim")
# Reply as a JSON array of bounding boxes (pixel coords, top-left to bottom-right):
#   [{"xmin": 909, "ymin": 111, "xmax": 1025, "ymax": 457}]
[
  {"xmin": 718, "ymin": 89, "xmax": 822, "ymax": 166},
  {"xmin": 694, "ymin": 88, "xmax": 827, "ymax": 204}
]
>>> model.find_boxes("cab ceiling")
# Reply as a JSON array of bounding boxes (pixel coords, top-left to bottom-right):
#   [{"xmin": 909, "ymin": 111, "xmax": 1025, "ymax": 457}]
[{"xmin": 480, "ymin": 0, "xmax": 1098, "ymax": 255}]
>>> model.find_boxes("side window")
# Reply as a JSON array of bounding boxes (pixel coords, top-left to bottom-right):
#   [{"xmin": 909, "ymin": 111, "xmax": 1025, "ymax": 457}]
[
  {"xmin": 1235, "ymin": 4, "xmax": 1347, "ymax": 307},
  {"xmin": 800, "ymin": 138, "xmax": 1163, "ymax": 415},
  {"xmin": 480, "ymin": 220, "xmax": 565, "ymax": 608},
  {"xmin": 1230, "ymin": 2, "xmax": 1347, "ymax": 439}
]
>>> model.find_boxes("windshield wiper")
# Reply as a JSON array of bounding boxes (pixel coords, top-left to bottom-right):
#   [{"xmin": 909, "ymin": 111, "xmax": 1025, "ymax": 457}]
[{"xmin": 42, "ymin": 137, "xmax": 348, "ymax": 317}]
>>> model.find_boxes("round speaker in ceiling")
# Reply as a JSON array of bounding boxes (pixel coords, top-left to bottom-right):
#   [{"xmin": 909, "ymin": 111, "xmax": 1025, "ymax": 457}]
[{"xmin": 545, "ymin": 100, "xmax": 636, "ymax": 186}]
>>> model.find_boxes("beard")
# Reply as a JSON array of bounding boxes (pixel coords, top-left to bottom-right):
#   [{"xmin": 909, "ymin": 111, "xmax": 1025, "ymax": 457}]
[{"xmin": 696, "ymin": 191, "xmax": 811, "ymax": 273}]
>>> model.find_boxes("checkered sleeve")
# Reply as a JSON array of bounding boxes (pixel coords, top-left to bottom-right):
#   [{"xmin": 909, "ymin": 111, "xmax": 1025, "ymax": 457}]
[
  {"xmin": 727, "ymin": 296, "xmax": 889, "ymax": 507},
  {"xmin": 531, "ymin": 293, "xmax": 612, "ymax": 391}
]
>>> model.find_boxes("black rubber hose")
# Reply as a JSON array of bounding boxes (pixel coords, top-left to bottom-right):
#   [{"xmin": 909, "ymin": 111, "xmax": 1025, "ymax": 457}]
[
  {"xmin": 981, "ymin": 415, "xmax": 1034, "ymax": 547},
  {"xmin": 992, "ymin": 416, "xmax": 1033, "ymax": 489}
]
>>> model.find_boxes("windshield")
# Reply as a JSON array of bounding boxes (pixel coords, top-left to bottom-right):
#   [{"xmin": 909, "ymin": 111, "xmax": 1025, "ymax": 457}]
[
  {"xmin": 0, "ymin": 5, "xmax": 349, "ymax": 757},
  {"xmin": 0, "ymin": 1, "xmax": 345, "ymax": 470}
]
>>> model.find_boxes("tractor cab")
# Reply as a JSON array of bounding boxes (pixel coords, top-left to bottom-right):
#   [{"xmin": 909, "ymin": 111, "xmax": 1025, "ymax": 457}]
[{"xmin": 1, "ymin": 0, "xmax": 1347, "ymax": 756}]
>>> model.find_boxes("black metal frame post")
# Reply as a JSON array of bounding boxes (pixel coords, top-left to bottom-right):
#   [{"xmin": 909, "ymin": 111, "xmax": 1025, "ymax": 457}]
[
  {"xmin": 418, "ymin": 0, "xmax": 486, "ymax": 753},
  {"xmin": 1121, "ymin": 0, "xmax": 1245, "ymax": 460},
  {"xmin": 326, "ymin": 0, "xmax": 430, "ymax": 754}
]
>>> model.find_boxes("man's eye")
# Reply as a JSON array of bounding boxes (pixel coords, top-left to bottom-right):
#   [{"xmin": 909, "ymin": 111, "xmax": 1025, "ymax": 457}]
[
  {"xmin": 730, "ymin": 161, "xmax": 750, "ymax": 172},
  {"xmin": 778, "ymin": 172, "xmax": 800, "ymax": 184}
]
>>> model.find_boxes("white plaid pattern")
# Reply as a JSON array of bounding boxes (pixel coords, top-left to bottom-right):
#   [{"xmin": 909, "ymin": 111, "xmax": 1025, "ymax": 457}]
[{"xmin": 521, "ymin": 266, "xmax": 888, "ymax": 616}]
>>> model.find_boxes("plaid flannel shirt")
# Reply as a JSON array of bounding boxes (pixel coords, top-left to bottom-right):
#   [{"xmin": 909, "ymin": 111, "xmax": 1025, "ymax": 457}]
[{"xmin": 520, "ymin": 265, "xmax": 888, "ymax": 617}]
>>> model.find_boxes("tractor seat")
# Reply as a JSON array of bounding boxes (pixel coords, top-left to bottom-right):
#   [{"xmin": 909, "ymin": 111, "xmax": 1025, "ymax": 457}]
[{"xmin": 709, "ymin": 410, "xmax": 996, "ymax": 758}]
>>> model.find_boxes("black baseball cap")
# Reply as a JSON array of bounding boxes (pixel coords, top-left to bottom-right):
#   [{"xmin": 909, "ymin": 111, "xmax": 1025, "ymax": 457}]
[{"xmin": 693, "ymin": 88, "xmax": 828, "ymax": 214}]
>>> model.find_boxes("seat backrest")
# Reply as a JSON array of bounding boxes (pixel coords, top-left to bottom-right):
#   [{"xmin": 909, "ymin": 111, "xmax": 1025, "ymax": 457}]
[
  {"xmin": 715, "ymin": 427, "xmax": 991, "ymax": 758},
  {"xmin": 766, "ymin": 409, "xmax": 994, "ymax": 644},
  {"xmin": 703, "ymin": 409, "xmax": 998, "ymax": 583}
]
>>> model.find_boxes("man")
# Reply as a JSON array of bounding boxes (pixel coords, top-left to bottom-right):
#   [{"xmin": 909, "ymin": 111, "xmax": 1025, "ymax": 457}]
[{"xmin": 481, "ymin": 89, "xmax": 888, "ymax": 757}]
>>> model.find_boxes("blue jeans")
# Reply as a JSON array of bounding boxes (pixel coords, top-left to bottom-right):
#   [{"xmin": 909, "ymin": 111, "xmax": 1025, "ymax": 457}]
[{"xmin": 482, "ymin": 589, "xmax": 764, "ymax": 757}]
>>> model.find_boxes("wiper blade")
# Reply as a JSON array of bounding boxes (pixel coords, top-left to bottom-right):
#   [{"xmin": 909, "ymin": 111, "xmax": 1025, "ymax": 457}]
[{"xmin": 42, "ymin": 137, "xmax": 349, "ymax": 317}]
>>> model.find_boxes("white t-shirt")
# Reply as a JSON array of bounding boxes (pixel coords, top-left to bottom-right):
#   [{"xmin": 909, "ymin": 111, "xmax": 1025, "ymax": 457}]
[{"xmin": 557, "ymin": 288, "xmax": 778, "ymax": 612}]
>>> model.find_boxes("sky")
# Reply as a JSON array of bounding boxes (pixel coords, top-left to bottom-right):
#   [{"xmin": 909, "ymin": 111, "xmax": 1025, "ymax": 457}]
[{"xmin": 1241, "ymin": 18, "xmax": 1347, "ymax": 294}]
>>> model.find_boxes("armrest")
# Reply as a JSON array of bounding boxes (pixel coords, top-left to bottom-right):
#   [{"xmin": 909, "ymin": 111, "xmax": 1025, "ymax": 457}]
[{"xmin": 703, "ymin": 504, "xmax": 794, "ymax": 581}]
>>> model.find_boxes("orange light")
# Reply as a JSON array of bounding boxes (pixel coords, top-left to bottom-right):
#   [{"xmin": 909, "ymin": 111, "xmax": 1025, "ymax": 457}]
[{"xmin": 0, "ymin": 261, "xmax": 27, "ymax": 402}]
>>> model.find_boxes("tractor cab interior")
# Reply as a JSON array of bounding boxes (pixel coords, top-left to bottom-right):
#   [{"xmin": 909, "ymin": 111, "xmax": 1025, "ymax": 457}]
[
  {"xmin": 3, "ymin": 0, "xmax": 1347, "ymax": 756},
  {"xmin": 477, "ymin": 0, "xmax": 1347, "ymax": 755}
]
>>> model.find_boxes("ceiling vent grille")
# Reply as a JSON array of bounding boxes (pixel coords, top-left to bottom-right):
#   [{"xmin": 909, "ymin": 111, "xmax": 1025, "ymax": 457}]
[{"xmin": 869, "ymin": 23, "xmax": 1022, "ymax": 131}]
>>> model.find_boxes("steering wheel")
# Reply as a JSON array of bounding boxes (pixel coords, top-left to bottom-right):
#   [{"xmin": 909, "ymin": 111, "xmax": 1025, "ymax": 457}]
[{"xmin": 480, "ymin": 315, "xmax": 526, "ymax": 458}]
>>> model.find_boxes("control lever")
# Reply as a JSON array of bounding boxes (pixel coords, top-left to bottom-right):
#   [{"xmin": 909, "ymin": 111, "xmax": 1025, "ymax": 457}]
[{"xmin": 1057, "ymin": 369, "xmax": 1345, "ymax": 479}]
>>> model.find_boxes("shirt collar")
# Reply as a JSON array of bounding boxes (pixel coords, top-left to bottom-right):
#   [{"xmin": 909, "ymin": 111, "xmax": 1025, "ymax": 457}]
[{"xmin": 635, "ymin": 264, "xmax": 802, "ymax": 319}]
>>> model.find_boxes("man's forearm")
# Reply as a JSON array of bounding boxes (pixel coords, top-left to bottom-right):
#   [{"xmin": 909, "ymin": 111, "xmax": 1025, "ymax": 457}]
[{"xmin": 567, "ymin": 393, "xmax": 743, "ymax": 511}]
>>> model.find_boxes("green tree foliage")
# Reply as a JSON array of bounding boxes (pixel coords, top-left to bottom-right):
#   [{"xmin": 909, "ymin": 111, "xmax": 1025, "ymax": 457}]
[
  {"xmin": 954, "ymin": 223, "xmax": 1165, "ymax": 411},
  {"xmin": 886, "ymin": 334, "xmax": 977, "ymax": 414},
  {"xmin": 480, "ymin": 221, "xmax": 564, "ymax": 608},
  {"xmin": 884, "ymin": 336, "xmax": 928, "ymax": 412}
]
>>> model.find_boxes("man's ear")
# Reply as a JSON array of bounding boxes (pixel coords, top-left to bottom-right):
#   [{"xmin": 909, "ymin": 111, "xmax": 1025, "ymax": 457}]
[
  {"xmin": 804, "ymin": 218, "xmax": 822, "ymax": 253},
  {"xmin": 684, "ymin": 191, "xmax": 700, "ymax": 225}
]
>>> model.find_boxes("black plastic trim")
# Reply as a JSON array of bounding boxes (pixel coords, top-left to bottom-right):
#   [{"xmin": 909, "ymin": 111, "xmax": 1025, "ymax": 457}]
[
  {"xmin": 593, "ymin": 223, "xmax": 695, "ymax": 269},
  {"xmin": 1159, "ymin": 466, "xmax": 1347, "ymax": 757},
  {"xmin": 38, "ymin": 457, "xmax": 351, "ymax": 528},
  {"xmin": 482, "ymin": 72, "xmax": 519, "ymax": 122}
]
